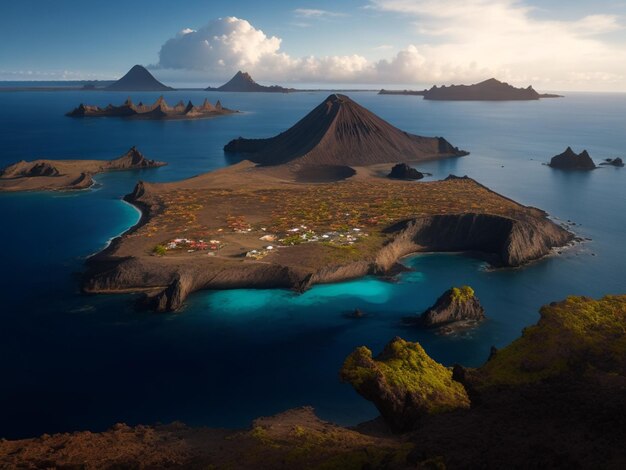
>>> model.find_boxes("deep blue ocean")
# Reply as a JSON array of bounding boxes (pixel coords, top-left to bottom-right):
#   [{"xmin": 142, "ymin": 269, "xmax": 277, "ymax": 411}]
[{"xmin": 0, "ymin": 90, "xmax": 624, "ymax": 439}]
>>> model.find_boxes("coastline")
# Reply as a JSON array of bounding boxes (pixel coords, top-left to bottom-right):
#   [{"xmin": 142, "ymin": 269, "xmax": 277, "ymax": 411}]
[
  {"xmin": 82, "ymin": 170, "xmax": 575, "ymax": 312},
  {"xmin": 87, "ymin": 198, "xmax": 143, "ymax": 258}
]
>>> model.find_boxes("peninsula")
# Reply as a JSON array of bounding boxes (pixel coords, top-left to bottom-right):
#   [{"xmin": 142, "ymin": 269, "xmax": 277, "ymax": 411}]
[
  {"xmin": 422, "ymin": 78, "xmax": 560, "ymax": 101},
  {"xmin": 206, "ymin": 71, "xmax": 295, "ymax": 93},
  {"xmin": 224, "ymin": 94, "xmax": 468, "ymax": 167},
  {"xmin": 106, "ymin": 65, "xmax": 174, "ymax": 92},
  {"xmin": 3, "ymin": 295, "xmax": 625, "ymax": 468},
  {"xmin": 0, "ymin": 147, "xmax": 166, "ymax": 192},
  {"xmin": 82, "ymin": 168, "xmax": 572, "ymax": 312},
  {"xmin": 66, "ymin": 96, "xmax": 237, "ymax": 120}
]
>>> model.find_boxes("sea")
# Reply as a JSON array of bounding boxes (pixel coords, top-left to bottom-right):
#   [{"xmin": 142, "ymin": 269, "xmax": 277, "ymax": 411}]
[{"xmin": 0, "ymin": 89, "xmax": 624, "ymax": 439}]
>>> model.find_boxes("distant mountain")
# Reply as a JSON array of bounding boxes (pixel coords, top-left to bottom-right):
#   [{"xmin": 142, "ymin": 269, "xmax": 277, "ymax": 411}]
[
  {"xmin": 207, "ymin": 71, "xmax": 294, "ymax": 93},
  {"xmin": 106, "ymin": 65, "xmax": 174, "ymax": 92},
  {"xmin": 224, "ymin": 93, "xmax": 468, "ymax": 166},
  {"xmin": 422, "ymin": 78, "xmax": 561, "ymax": 101}
]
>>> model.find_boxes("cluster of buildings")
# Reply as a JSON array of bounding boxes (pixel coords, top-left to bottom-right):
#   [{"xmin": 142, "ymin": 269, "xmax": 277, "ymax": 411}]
[
  {"xmin": 279, "ymin": 225, "xmax": 368, "ymax": 246},
  {"xmin": 165, "ymin": 238, "xmax": 223, "ymax": 253}
]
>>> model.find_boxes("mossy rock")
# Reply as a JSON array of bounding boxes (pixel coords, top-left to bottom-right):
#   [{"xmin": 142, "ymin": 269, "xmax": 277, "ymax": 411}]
[
  {"xmin": 341, "ymin": 337, "xmax": 470, "ymax": 432},
  {"xmin": 478, "ymin": 295, "xmax": 626, "ymax": 387}
]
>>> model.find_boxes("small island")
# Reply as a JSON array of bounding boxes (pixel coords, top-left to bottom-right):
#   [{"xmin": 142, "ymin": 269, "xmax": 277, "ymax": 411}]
[
  {"xmin": 206, "ymin": 71, "xmax": 295, "ymax": 93},
  {"xmin": 66, "ymin": 96, "xmax": 237, "ymax": 120},
  {"xmin": 106, "ymin": 65, "xmax": 174, "ymax": 92},
  {"xmin": 549, "ymin": 147, "xmax": 596, "ymax": 170},
  {"xmin": 600, "ymin": 157, "xmax": 624, "ymax": 167},
  {"xmin": 387, "ymin": 163, "xmax": 424, "ymax": 180},
  {"xmin": 424, "ymin": 78, "xmax": 562, "ymax": 100},
  {"xmin": 0, "ymin": 147, "xmax": 166, "ymax": 192},
  {"xmin": 404, "ymin": 286, "xmax": 486, "ymax": 329},
  {"xmin": 378, "ymin": 89, "xmax": 426, "ymax": 96}
]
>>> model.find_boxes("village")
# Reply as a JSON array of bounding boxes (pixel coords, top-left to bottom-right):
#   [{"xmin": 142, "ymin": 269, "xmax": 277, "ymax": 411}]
[{"xmin": 154, "ymin": 221, "xmax": 369, "ymax": 260}]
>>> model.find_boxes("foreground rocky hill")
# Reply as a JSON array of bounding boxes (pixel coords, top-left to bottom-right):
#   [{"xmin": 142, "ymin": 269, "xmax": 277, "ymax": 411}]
[{"xmin": 2, "ymin": 295, "xmax": 624, "ymax": 468}]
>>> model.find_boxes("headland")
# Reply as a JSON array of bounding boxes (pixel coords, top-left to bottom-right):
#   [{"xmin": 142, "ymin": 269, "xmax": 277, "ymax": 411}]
[{"xmin": 0, "ymin": 147, "xmax": 166, "ymax": 192}]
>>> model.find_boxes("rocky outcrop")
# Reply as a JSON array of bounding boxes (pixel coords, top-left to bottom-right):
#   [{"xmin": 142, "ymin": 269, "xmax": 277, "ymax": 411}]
[
  {"xmin": 405, "ymin": 286, "xmax": 485, "ymax": 327},
  {"xmin": 340, "ymin": 337, "xmax": 470, "ymax": 432},
  {"xmin": 67, "ymin": 97, "xmax": 237, "ymax": 120},
  {"xmin": 388, "ymin": 163, "xmax": 424, "ymax": 180},
  {"xmin": 423, "ymin": 78, "xmax": 562, "ymax": 101},
  {"xmin": 109, "ymin": 146, "xmax": 166, "ymax": 170},
  {"xmin": 207, "ymin": 71, "xmax": 295, "ymax": 93},
  {"xmin": 549, "ymin": 147, "xmax": 596, "ymax": 170},
  {"xmin": 377, "ymin": 211, "xmax": 572, "ymax": 268},
  {"xmin": 224, "ymin": 94, "xmax": 468, "ymax": 166},
  {"xmin": 600, "ymin": 157, "xmax": 624, "ymax": 167},
  {"xmin": 1, "ymin": 161, "xmax": 60, "ymax": 178},
  {"xmin": 105, "ymin": 65, "xmax": 173, "ymax": 91}
]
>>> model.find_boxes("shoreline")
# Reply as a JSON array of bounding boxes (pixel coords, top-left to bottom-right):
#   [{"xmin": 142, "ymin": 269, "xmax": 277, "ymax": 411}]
[
  {"xmin": 83, "ymin": 173, "xmax": 575, "ymax": 312},
  {"xmin": 86, "ymin": 198, "xmax": 143, "ymax": 259}
]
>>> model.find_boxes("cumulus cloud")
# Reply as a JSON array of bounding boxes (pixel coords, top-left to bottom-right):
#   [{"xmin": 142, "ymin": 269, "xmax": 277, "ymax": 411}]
[
  {"xmin": 154, "ymin": 16, "xmax": 369, "ymax": 83},
  {"xmin": 368, "ymin": 0, "xmax": 626, "ymax": 88},
  {"xmin": 153, "ymin": 7, "xmax": 626, "ymax": 90}
]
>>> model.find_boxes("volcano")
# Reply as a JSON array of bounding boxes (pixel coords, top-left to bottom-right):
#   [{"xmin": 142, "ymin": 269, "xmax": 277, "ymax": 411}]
[
  {"xmin": 106, "ymin": 65, "xmax": 174, "ymax": 92},
  {"xmin": 207, "ymin": 71, "xmax": 294, "ymax": 93},
  {"xmin": 224, "ymin": 94, "xmax": 468, "ymax": 166}
]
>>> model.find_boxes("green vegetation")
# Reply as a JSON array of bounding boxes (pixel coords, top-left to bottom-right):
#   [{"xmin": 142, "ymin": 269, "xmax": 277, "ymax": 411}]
[
  {"xmin": 450, "ymin": 285, "xmax": 475, "ymax": 303},
  {"xmin": 341, "ymin": 337, "xmax": 470, "ymax": 421},
  {"xmin": 153, "ymin": 244, "xmax": 167, "ymax": 256},
  {"xmin": 479, "ymin": 295, "xmax": 626, "ymax": 387}
]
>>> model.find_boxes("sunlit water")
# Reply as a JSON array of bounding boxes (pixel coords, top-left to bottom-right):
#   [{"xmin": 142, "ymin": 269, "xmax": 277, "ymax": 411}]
[{"xmin": 0, "ymin": 90, "xmax": 624, "ymax": 438}]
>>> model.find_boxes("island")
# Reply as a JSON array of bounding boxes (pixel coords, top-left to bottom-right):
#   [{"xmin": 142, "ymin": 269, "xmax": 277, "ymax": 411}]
[
  {"xmin": 387, "ymin": 163, "xmax": 424, "ymax": 180},
  {"xmin": 600, "ymin": 157, "xmax": 624, "ymax": 167},
  {"xmin": 378, "ymin": 89, "xmax": 426, "ymax": 96},
  {"xmin": 3, "ymin": 295, "xmax": 624, "ymax": 468},
  {"xmin": 81, "ymin": 96, "xmax": 572, "ymax": 313},
  {"xmin": 206, "ymin": 71, "xmax": 295, "ymax": 93},
  {"xmin": 422, "ymin": 78, "xmax": 561, "ymax": 101},
  {"xmin": 403, "ymin": 285, "xmax": 486, "ymax": 328},
  {"xmin": 105, "ymin": 65, "xmax": 174, "ymax": 92},
  {"xmin": 549, "ymin": 147, "xmax": 596, "ymax": 170},
  {"xmin": 0, "ymin": 147, "xmax": 166, "ymax": 192},
  {"xmin": 224, "ymin": 93, "xmax": 468, "ymax": 167},
  {"xmin": 66, "ymin": 96, "xmax": 237, "ymax": 120}
]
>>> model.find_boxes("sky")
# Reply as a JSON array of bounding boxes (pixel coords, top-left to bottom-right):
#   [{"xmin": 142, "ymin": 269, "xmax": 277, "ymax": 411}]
[{"xmin": 2, "ymin": 0, "xmax": 626, "ymax": 91}]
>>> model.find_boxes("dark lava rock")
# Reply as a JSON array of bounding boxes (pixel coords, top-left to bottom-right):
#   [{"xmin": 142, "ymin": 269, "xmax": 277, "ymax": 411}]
[
  {"xmin": 26, "ymin": 162, "xmax": 60, "ymax": 177},
  {"xmin": 346, "ymin": 308, "xmax": 366, "ymax": 319},
  {"xmin": 549, "ymin": 147, "xmax": 596, "ymax": 170},
  {"xmin": 600, "ymin": 157, "xmax": 624, "ymax": 167},
  {"xmin": 405, "ymin": 286, "xmax": 486, "ymax": 328},
  {"xmin": 388, "ymin": 163, "xmax": 424, "ymax": 180}
]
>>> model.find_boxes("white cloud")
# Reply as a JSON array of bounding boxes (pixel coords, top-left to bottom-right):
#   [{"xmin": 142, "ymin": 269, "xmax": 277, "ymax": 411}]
[
  {"xmin": 154, "ymin": 16, "xmax": 368, "ymax": 83},
  {"xmin": 293, "ymin": 8, "xmax": 346, "ymax": 18},
  {"xmin": 153, "ymin": 8, "xmax": 626, "ymax": 90},
  {"xmin": 368, "ymin": 0, "xmax": 626, "ymax": 88}
]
